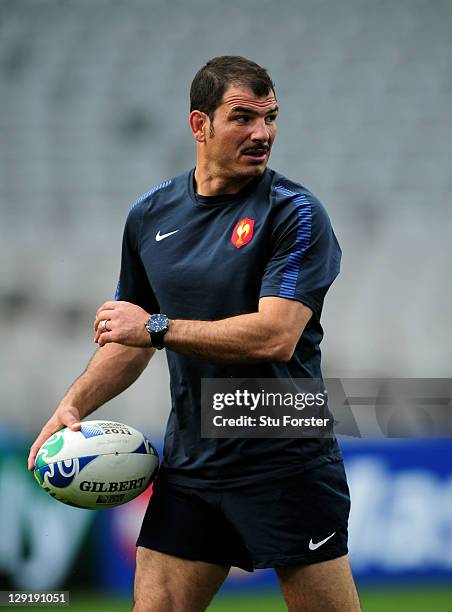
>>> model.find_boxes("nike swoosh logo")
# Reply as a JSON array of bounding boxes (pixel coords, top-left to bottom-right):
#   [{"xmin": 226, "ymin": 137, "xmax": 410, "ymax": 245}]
[
  {"xmin": 308, "ymin": 532, "xmax": 336, "ymax": 551},
  {"xmin": 155, "ymin": 229, "xmax": 179, "ymax": 242}
]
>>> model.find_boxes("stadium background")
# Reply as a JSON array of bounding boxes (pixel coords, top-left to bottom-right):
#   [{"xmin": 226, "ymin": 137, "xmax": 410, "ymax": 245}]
[{"xmin": 0, "ymin": 0, "xmax": 451, "ymax": 610}]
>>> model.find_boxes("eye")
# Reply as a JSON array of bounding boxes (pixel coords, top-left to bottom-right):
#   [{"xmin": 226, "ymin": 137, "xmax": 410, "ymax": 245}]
[
  {"xmin": 236, "ymin": 115, "xmax": 251, "ymax": 124},
  {"xmin": 265, "ymin": 115, "xmax": 277, "ymax": 124}
]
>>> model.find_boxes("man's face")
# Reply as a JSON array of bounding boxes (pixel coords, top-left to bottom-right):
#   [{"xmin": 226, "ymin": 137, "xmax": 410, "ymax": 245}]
[{"xmin": 203, "ymin": 84, "xmax": 278, "ymax": 180}]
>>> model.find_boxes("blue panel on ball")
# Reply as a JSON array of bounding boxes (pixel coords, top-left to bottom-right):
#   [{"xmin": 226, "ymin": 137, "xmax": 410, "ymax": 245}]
[
  {"xmin": 80, "ymin": 425, "xmax": 104, "ymax": 439},
  {"xmin": 37, "ymin": 454, "xmax": 98, "ymax": 488},
  {"xmin": 132, "ymin": 441, "xmax": 147, "ymax": 454},
  {"xmin": 78, "ymin": 454, "xmax": 99, "ymax": 470}
]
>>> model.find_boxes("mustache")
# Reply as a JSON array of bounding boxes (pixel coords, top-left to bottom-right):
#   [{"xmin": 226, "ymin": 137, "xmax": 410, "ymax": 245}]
[{"xmin": 241, "ymin": 145, "xmax": 269, "ymax": 155}]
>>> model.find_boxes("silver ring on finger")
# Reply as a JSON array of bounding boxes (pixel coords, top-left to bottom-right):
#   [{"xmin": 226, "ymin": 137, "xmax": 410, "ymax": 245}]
[{"xmin": 101, "ymin": 319, "xmax": 109, "ymax": 332}]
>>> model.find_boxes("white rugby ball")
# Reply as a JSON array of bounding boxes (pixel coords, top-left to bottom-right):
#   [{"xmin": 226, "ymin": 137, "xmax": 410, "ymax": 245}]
[{"xmin": 33, "ymin": 420, "xmax": 159, "ymax": 509}]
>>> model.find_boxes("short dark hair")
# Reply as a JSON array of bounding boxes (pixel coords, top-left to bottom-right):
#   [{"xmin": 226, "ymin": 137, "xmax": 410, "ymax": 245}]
[{"xmin": 190, "ymin": 56, "xmax": 276, "ymax": 120}]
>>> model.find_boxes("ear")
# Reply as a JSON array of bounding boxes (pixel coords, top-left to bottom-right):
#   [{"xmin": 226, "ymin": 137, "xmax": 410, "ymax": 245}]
[{"xmin": 189, "ymin": 111, "xmax": 207, "ymax": 142}]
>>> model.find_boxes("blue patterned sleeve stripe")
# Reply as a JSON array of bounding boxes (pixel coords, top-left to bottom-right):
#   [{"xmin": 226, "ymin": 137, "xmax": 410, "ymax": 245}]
[
  {"xmin": 128, "ymin": 179, "xmax": 173, "ymax": 213},
  {"xmin": 274, "ymin": 184, "xmax": 313, "ymax": 299}
]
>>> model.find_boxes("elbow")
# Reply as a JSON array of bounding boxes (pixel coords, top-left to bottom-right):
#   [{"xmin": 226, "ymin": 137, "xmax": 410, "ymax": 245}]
[
  {"xmin": 271, "ymin": 342, "xmax": 295, "ymax": 363},
  {"xmin": 255, "ymin": 335, "xmax": 296, "ymax": 363}
]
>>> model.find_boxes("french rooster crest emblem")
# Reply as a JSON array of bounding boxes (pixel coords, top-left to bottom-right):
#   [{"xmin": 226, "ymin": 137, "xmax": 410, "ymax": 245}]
[{"xmin": 231, "ymin": 217, "xmax": 255, "ymax": 249}]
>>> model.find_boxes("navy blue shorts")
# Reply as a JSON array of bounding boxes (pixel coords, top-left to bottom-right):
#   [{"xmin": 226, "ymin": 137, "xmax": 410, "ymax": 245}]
[{"xmin": 137, "ymin": 460, "xmax": 350, "ymax": 571}]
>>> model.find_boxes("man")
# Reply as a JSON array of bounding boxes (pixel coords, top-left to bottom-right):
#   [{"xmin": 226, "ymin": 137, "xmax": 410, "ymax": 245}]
[{"xmin": 28, "ymin": 56, "xmax": 361, "ymax": 611}]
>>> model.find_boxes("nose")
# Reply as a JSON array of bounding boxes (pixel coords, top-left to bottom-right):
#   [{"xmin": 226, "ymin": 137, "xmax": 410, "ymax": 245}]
[{"xmin": 251, "ymin": 117, "xmax": 270, "ymax": 144}]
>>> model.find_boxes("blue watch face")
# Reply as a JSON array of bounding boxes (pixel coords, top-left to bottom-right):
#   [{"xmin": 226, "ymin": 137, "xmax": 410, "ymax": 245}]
[{"xmin": 149, "ymin": 314, "xmax": 168, "ymax": 333}]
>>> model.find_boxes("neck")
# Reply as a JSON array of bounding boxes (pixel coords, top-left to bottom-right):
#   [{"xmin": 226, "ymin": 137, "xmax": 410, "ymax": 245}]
[{"xmin": 194, "ymin": 163, "xmax": 255, "ymax": 196}]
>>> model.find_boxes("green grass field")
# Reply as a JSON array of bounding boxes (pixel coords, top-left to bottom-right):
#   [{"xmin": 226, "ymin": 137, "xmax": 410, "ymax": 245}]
[{"xmin": 62, "ymin": 586, "xmax": 452, "ymax": 612}]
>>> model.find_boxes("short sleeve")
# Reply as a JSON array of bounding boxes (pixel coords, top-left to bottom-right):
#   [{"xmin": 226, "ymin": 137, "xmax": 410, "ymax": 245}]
[
  {"xmin": 259, "ymin": 193, "xmax": 341, "ymax": 319},
  {"xmin": 114, "ymin": 204, "xmax": 160, "ymax": 314}
]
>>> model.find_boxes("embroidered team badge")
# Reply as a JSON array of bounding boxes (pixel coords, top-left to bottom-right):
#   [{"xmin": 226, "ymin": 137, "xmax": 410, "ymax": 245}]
[{"xmin": 231, "ymin": 217, "xmax": 255, "ymax": 249}]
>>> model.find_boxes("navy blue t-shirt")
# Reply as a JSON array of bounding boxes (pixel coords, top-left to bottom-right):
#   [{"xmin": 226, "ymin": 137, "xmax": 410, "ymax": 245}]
[{"xmin": 115, "ymin": 168, "xmax": 343, "ymax": 488}]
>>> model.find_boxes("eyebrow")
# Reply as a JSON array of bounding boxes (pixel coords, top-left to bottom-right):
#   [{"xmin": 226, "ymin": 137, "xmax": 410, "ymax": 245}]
[{"xmin": 229, "ymin": 105, "xmax": 279, "ymax": 115}]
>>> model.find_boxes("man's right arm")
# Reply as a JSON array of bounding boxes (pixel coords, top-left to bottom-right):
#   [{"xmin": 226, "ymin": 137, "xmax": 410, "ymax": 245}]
[{"xmin": 27, "ymin": 343, "xmax": 154, "ymax": 471}]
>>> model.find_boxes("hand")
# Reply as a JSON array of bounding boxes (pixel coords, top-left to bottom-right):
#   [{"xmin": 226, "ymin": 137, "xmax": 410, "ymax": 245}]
[
  {"xmin": 27, "ymin": 405, "xmax": 81, "ymax": 471},
  {"xmin": 94, "ymin": 300, "xmax": 151, "ymax": 348}
]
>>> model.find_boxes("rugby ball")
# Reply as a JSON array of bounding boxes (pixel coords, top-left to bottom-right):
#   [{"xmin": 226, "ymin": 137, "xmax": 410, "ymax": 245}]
[{"xmin": 33, "ymin": 420, "xmax": 159, "ymax": 509}]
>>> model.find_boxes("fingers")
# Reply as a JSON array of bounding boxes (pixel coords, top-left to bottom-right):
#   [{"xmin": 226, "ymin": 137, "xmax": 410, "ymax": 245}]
[
  {"xmin": 27, "ymin": 410, "xmax": 82, "ymax": 472},
  {"xmin": 94, "ymin": 317, "xmax": 112, "ymax": 343},
  {"xmin": 28, "ymin": 436, "xmax": 46, "ymax": 471},
  {"xmin": 97, "ymin": 331, "xmax": 114, "ymax": 347},
  {"xmin": 93, "ymin": 300, "xmax": 151, "ymax": 347},
  {"xmin": 94, "ymin": 309, "xmax": 115, "ymax": 333},
  {"xmin": 94, "ymin": 312, "xmax": 116, "ymax": 347},
  {"xmin": 94, "ymin": 315, "xmax": 115, "ymax": 344},
  {"xmin": 27, "ymin": 425, "xmax": 59, "ymax": 472},
  {"xmin": 94, "ymin": 301, "xmax": 120, "ymax": 329},
  {"xmin": 67, "ymin": 420, "xmax": 82, "ymax": 431},
  {"xmin": 94, "ymin": 300, "xmax": 125, "ymax": 331},
  {"xmin": 96, "ymin": 301, "xmax": 118, "ymax": 317},
  {"xmin": 60, "ymin": 408, "xmax": 82, "ymax": 432}
]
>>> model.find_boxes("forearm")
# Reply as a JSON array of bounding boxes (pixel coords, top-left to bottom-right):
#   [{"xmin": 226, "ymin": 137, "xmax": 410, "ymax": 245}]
[
  {"xmin": 94, "ymin": 297, "xmax": 311, "ymax": 365},
  {"xmin": 62, "ymin": 343, "xmax": 154, "ymax": 417},
  {"xmin": 164, "ymin": 312, "xmax": 291, "ymax": 363}
]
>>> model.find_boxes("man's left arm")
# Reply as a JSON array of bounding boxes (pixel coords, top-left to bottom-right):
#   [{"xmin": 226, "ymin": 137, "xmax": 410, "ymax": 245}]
[{"xmin": 94, "ymin": 297, "xmax": 312, "ymax": 364}]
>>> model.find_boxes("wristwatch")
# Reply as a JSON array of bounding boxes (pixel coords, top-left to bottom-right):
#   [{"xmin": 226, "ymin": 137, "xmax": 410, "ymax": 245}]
[{"xmin": 145, "ymin": 314, "xmax": 170, "ymax": 349}]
